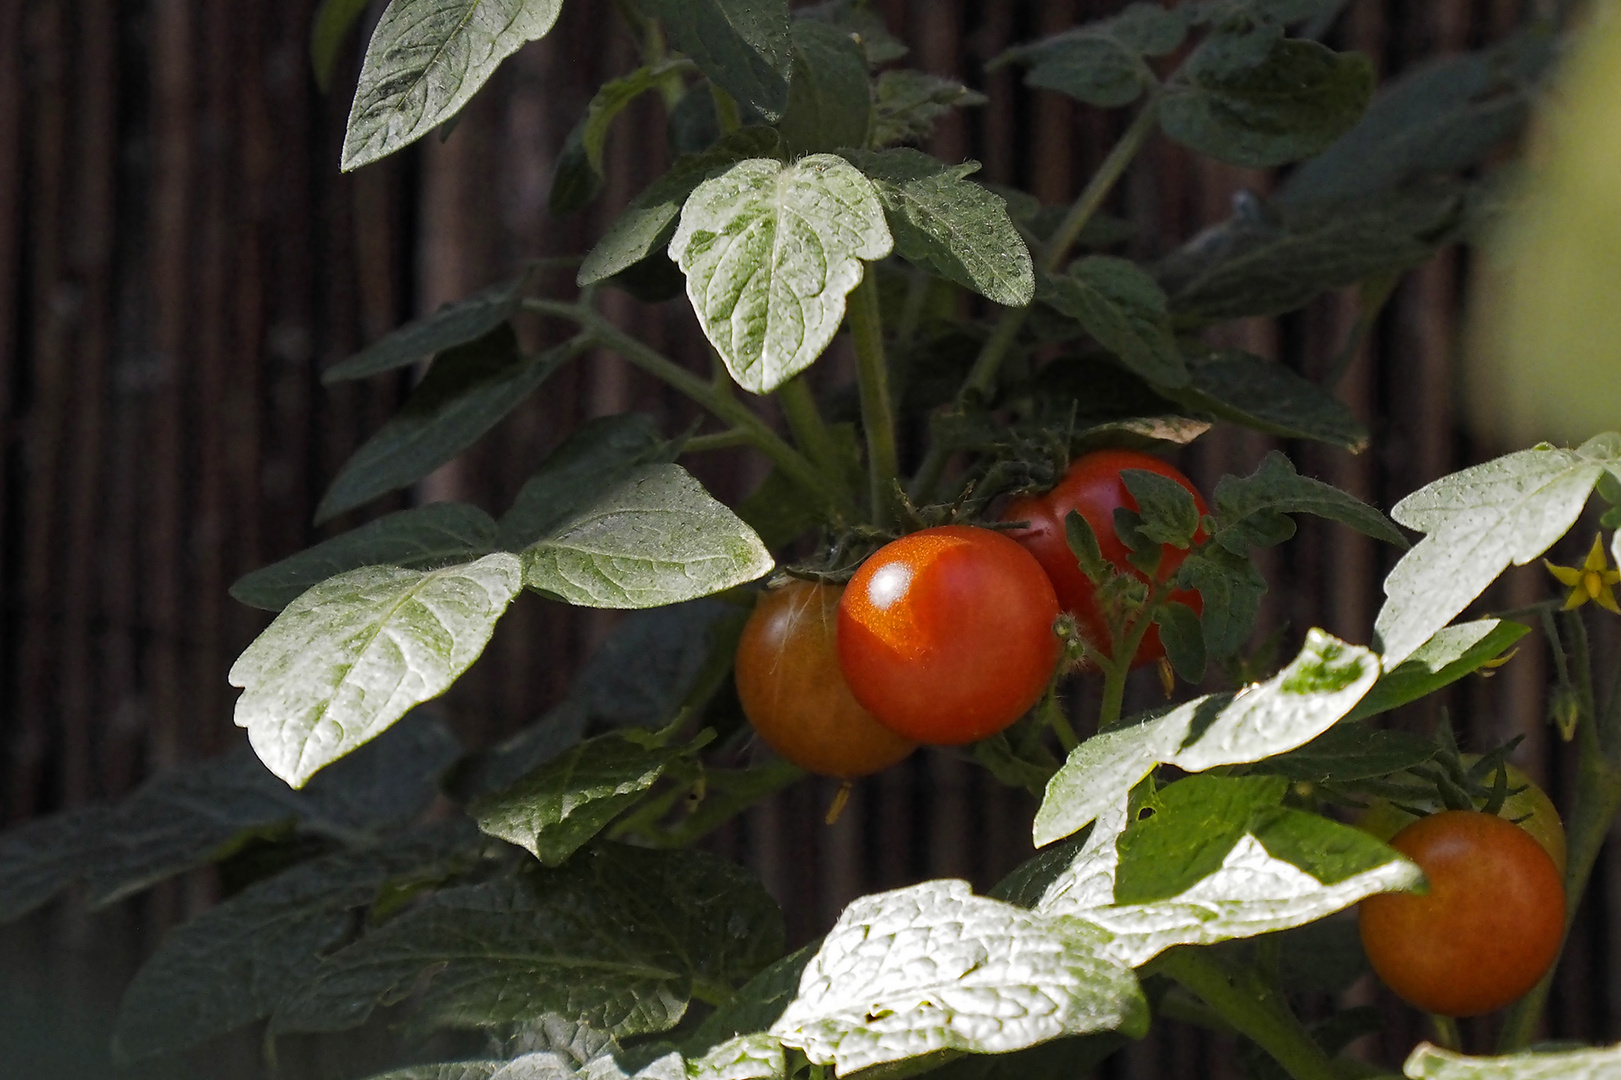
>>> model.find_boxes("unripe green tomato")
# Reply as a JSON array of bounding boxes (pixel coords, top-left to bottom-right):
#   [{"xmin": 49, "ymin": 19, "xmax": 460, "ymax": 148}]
[{"xmin": 1357, "ymin": 755, "xmax": 1566, "ymax": 876}]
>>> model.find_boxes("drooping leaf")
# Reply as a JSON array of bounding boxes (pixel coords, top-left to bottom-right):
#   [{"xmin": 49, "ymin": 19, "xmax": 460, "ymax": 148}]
[
  {"xmin": 232, "ymin": 503, "xmax": 498, "ymax": 611},
  {"xmin": 578, "ymin": 128, "xmax": 783, "ymax": 288},
  {"xmin": 1033, "ymin": 629, "xmax": 1378, "ymax": 846},
  {"xmin": 271, "ymin": 844, "xmax": 784, "ymax": 1038},
  {"xmin": 316, "ymin": 329, "xmax": 578, "ymax": 522},
  {"xmin": 842, "ymin": 149, "xmax": 1034, "ymax": 308},
  {"xmin": 1254, "ymin": 721, "xmax": 1437, "ymax": 782},
  {"xmin": 1038, "ymin": 259, "xmax": 1187, "ymax": 387},
  {"xmin": 470, "ymin": 732, "xmax": 691, "ymax": 865},
  {"xmin": 998, "ymin": 3, "xmax": 1186, "ymax": 108},
  {"xmin": 669, "ymin": 155, "xmax": 892, "ymax": 394},
  {"xmin": 643, "ymin": 0, "xmax": 793, "ymax": 121},
  {"xmin": 518, "ymin": 464, "xmax": 772, "ymax": 609},
  {"xmin": 778, "ymin": 20, "xmax": 870, "ymax": 156},
  {"xmin": 769, "ymin": 880, "xmax": 1148, "ymax": 1074},
  {"xmin": 112, "ymin": 822, "xmax": 479, "ymax": 1061},
  {"xmin": 498, "ymin": 414, "xmax": 671, "ymax": 552},
  {"xmin": 324, "ymin": 274, "xmax": 532, "ymax": 383},
  {"xmin": 1347, "ymin": 619, "xmax": 1530, "ymax": 722},
  {"xmin": 871, "ymin": 71, "xmax": 985, "ymax": 147},
  {"xmin": 1208, "ymin": 451, "xmax": 1406, "ymax": 556},
  {"xmin": 1374, "ymin": 436, "xmax": 1621, "ymax": 665},
  {"xmin": 341, "ymin": 0, "xmax": 564, "ymax": 170},
  {"xmin": 1403, "ymin": 1042, "xmax": 1621, "ymax": 1080},
  {"xmin": 1163, "ymin": 348, "xmax": 1367, "ymax": 451},
  {"xmin": 231, "ymin": 553, "xmax": 521, "ymax": 787},
  {"xmin": 1161, "ymin": 34, "xmax": 1373, "ymax": 168},
  {"xmin": 311, "ymin": 0, "xmax": 372, "ymax": 93}
]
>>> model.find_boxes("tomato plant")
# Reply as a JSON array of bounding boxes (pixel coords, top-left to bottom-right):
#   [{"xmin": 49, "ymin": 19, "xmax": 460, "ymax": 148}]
[
  {"xmin": 1003, "ymin": 450, "xmax": 1208, "ymax": 669},
  {"xmin": 836, "ymin": 525, "xmax": 1061, "ymax": 745},
  {"xmin": 735, "ymin": 579, "xmax": 915, "ymax": 778},
  {"xmin": 1359, "ymin": 810, "xmax": 1566, "ymax": 1017}
]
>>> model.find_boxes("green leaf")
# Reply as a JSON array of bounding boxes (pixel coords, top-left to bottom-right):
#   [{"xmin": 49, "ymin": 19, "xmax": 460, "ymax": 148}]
[
  {"xmin": 1403, "ymin": 1042, "xmax": 1621, "ymax": 1080},
  {"xmin": 1038, "ymin": 259, "xmax": 1187, "ymax": 387},
  {"xmin": 1153, "ymin": 601, "xmax": 1206, "ymax": 685},
  {"xmin": 1374, "ymin": 438, "xmax": 1621, "ymax": 664},
  {"xmin": 231, "ymin": 503, "xmax": 498, "ymax": 611},
  {"xmin": 1163, "ymin": 348, "xmax": 1367, "ymax": 451},
  {"xmin": 1161, "ymin": 35, "xmax": 1373, "ymax": 168},
  {"xmin": 989, "ymin": 833, "xmax": 1091, "ymax": 911},
  {"xmin": 683, "ymin": 944, "xmax": 817, "ymax": 1057},
  {"xmin": 0, "ymin": 806, "xmax": 108, "ymax": 923},
  {"xmin": 1159, "ymin": 183, "xmax": 1464, "ymax": 322},
  {"xmin": 795, "ymin": 0, "xmax": 907, "ymax": 65},
  {"xmin": 1000, "ymin": 3, "xmax": 1186, "ymax": 108},
  {"xmin": 578, "ymin": 128, "xmax": 783, "ymax": 288},
  {"xmin": 518, "ymin": 464, "xmax": 772, "ymax": 609},
  {"xmin": 1210, "ymin": 451, "xmax": 1406, "ymax": 554},
  {"xmin": 842, "ymin": 149, "xmax": 1034, "ymax": 308},
  {"xmin": 1347, "ymin": 619, "xmax": 1530, "ymax": 722},
  {"xmin": 1254, "ymin": 721, "xmax": 1436, "ymax": 782},
  {"xmin": 871, "ymin": 71, "xmax": 985, "ymax": 148},
  {"xmin": 671, "ymin": 155, "xmax": 892, "ymax": 394},
  {"xmin": 1175, "ymin": 544, "xmax": 1267, "ymax": 658},
  {"xmin": 779, "ymin": 20, "xmax": 870, "ymax": 156},
  {"xmin": 1280, "ymin": 30, "xmax": 1553, "ymax": 206},
  {"xmin": 310, "ymin": 0, "xmax": 371, "ymax": 93},
  {"xmin": 769, "ymin": 880, "xmax": 1148, "ymax": 1073},
  {"xmin": 1062, "ymin": 510, "xmax": 1110, "ymax": 583},
  {"xmin": 316, "ymin": 328, "xmax": 576, "ymax": 523},
  {"xmin": 1249, "ymin": 805, "xmax": 1413, "ymax": 884},
  {"xmin": 498, "ymin": 414, "xmax": 671, "ymax": 551},
  {"xmin": 230, "ymin": 553, "xmax": 521, "ymax": 787},
  {"xmin": 112, "ymin": 822, "xmax": 477, "ymax": 1060},
  {"xmin": 364, "ymin": 1064, "xmax": 506, "ymax": 1080},
  {"xmin": 919, "ymin": 1034, "xmax": 1131, "ymax": 1080},
  {"xmin": 470, "ymin": 732, "xmax": 690, "ymax": 865},
  {"xmin": 644, "ymin": 0, "xmax": 792, "ymax": 121},
  {"xmin": 1033, "ymin": 629, "xmax": 1377, "ymax": 846},
  {"xmin": 550, "ymin": 62, "xmax": 688, "ymax": 219},
  {"xmin": 1114, "ymin": 774, "xmax": 1288, "ymax": 904},
  {"xmin": 734, "ymin": 424, "xmax": 861, "ymax": 549},
  {"xmin": 271, "ymin": 844, "xmax": 784, "ymax": 1038},
  {"xmin": 341, "ymin": 0, "xmax": 563, "ymax": 170},
  {"xmin": 1121, "ymin": 469, "xmax": 1201, "ymax": 548},
  {"xmin": 323, "ymin": 274, "xmax": 531, "ymax": 383}
]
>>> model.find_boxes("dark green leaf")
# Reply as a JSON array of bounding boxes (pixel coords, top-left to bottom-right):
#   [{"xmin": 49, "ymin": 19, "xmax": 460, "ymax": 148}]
[
  {"xmin": 989, "ymin": 831, "xmax": 1090, "ymax": 909},
  {"xmin": 1114, "ymin": 774, "xmax": 1288, "ymax": 904},
  {"xmin": 795, "ymin": 0, "xmax": 907, "ymax": 65},
  {"xmin": 971, "ymin": 733, "xmax": 1059, "ymax": 797},
  {"xmin": 1121, "ymin": 469, "xmax": 1201, "ymax": 549},
  {"xmin": 231, "ymin": 503, "xmax": 498, "ymax": 611},
  {"xmin": 871, "ymin": 71, "xmax": 985, "ymax": 147},
  {"xmin": 1000, "ymin": 3, "xmax": 1186, "ymax": 108},
  {"xmin": 316, "ymin": 328, "xmax": 576, "ymax": 523},
  {"xmin": 667, "ymin": 82, "xmax": 724, "ymax": 155},
  {"xmin": 644, "ymin": 0, "xmax": 792, "ymax": 121},
  {"xmin": 682, "ymin": 943, "xmax": 817, "ymax": 1056},
  {"xmin": 578, "ymin": 127, "xmax": 783, "ymax": 287},
  {"xmin": 1154, "ymin": 601, "xmax": 1207, "ymax": 684},
  {"xmin": 779, "ymin": 20, "xmax": 870, "ymax": 156},
  {"xmin": 469, "ymin": 733, "xmax": 689, "ymax": 865},
  {"xmin": 518, "ymin": 464, "xmax": 773, "ymax": 609},
  {"xmin": 1255, "ymin": 720, "xmax": 1436, "ymax": 782},
  {"xmin": 1163, "ymin": 348, "xmax": 1367, "ymax": 451},
  {"xmin": 1038, "ymin": 259, "xmax": 1187, "ymax": 387},
  {"xmin": 1210, "ymin": 451, "xmax": 1406, "ymax": 554},
  {"xmin": 549, "ymin": 122, "xmax": 604, "ymax": 219},
  {"xmin": 271, "ymin": 844, "xmax": 784, "ymax": 1038},
  {"xmin": 310, "ymin": 0, "xmax": 370, "ymax": 93},
  {"xmin": 1264, "ymin": 916, "xmax": 1368, "ymax": 994},
  {"xmin": 842, "ymin": 149, "xmax": 1033, "ymax": 307},
  {"xmin": 921, "ymin": 1034, "xmax": 1130, "ymax": 1080},
  {"xmin": 1063, "ymin": 510, "xmax": 1110, "ymax": 583},
  {"xmin": 1249, "ymin": 805, "xmax": 1406, "ymax": 885},
  {"xmin": 550, "ymin": 63, "xmax": 688, "ymax": 219},
  {"xmin": 1159, "ymin": 183, "xmax": 1465, "ymax": 322},
  {"xmin": 1161, "ymin": 35, "xmax": 1373, "ymax": 168},
  {"xmin": 573, "ymin": 600, "xmax": 740, "ymax": 731},
  {"xmin": 498, "ymin": 414, "xmax": 671, "ymax": 551},
  {"xmin": 323, "ymin": 274, "xmax": 530, "ymax": 383},
  {"xmin": 1347, "ymin": 619, "xmax": 1530, "ymax": 722},
  {"xmin": 1175, "ymin": 545, "xmax": 1267, "ymax": 658},
  {"xmin": 0, "ymin": 806, "xmax": 109, "ymax": 923},
  {"xmin": 341, "ymin": 0, "xmax": 563, "ymax": 170},
  {"xmin": 112, "ymin": 822, "xmax": 478, "ymax": 1061}
]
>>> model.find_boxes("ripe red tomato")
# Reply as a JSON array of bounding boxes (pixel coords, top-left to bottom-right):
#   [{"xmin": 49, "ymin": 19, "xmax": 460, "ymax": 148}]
[
  {"xmin": 836, "ymin": 525, "xmax": 1061, "ymax": 745},
  {"xmin": 735, "ymin": 580, "xmax": 916, "ymax": 778},
  {"xmin": 1359, "ymin": 809, "xmax": 1565, "ymax": 1017},
  {"xmin": 1002, "ymin": 449, "xmax": 1208, "ymax": 668}
]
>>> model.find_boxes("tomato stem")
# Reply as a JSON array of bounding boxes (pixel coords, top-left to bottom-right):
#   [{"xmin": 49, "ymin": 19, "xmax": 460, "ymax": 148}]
[
  {"xmin": 1098, "ymin": 583, "xmax": 1169, "ymax": 731},
  {"xmin": 776, "ymin": 375, "xmax": 855, "ymax": 504},
  {"xmin": 1429, "ymin": 1014, "xmax": 1463, "ymax": 1052},
  {"xmin": 850, "ymin": 269, "xmax": 899, "ymax": 526}
]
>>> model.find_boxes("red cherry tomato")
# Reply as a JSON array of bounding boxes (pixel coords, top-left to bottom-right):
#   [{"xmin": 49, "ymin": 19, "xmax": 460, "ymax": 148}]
[
  {"xmin": 836, "ymin": 525, "xmax": 1061, "ymax": 745},
  {"xmin": 1359, "ymin": 809, "xmax": 1565, "ymax": 1017},
  {"xmin": 735, "ymin": 580, "xmax": 916, "ymax": 778},
  {"xmin": 1003, "ymin": 449, "xmax": 1208, "ymax": 668}
]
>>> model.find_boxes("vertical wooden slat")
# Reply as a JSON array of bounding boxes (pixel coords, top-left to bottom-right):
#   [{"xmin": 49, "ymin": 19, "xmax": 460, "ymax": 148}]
[{"xmin": 0, "ymin": 0, "xmax": 24, "ymax": 816}]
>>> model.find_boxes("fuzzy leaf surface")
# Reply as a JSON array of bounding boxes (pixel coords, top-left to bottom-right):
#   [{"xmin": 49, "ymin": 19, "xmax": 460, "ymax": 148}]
[
  {"xmin": 1347, "ymin": 618, "xmax": 1530, "ymax": 721},
  {"xmin": 1404, "ymin": 1043, "xmax": 1621, "ymax": 1080},
  {"xmin": 231, "ymin": 553, "xmax": 521, "ymax": 787},
  {"xmin": 1208, "ymin": 451, "xmax": 1406, "ymax": 554}
]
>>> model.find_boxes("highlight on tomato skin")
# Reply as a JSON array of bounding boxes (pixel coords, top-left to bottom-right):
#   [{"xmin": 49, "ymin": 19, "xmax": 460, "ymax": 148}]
[
  {"xmin": 1358, "ymin": 809, "xmax": 1566, "ymax": 1017},
  {"xmin": 734, "ymin": 580, "xmax": 916, "ymax": 779},
  {"xmin": 1002, "ymin": 449, "xmax": 1208, "ymax": 668},
  {"xmin": 835, "ymin": 525, "xmax": 1061, "ymax": 746}
]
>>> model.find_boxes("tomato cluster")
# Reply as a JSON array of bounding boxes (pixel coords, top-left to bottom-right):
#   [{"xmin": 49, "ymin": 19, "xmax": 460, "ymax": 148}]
[{"xmin": 735, "ymin": 450, "xmax": 1209, "ymax": 775}]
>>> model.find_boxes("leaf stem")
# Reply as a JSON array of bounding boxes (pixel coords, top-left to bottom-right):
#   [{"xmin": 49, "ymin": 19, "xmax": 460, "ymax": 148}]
[
  {"xmin": 1430, "ymin": 1014, "xmax": 1463, "ymax": 1053},
  {"xmin": 776, "ymin": 375, "xmax": 852, "ymax": 502},
  {"xmin": 1098, "ymin": 585, "xmax": 1168, "ymax": 730},
  {"xmin": 850, "ymin": 269, "xmax": 899, "ymax": 526},
  {"xmin": 682, "ymin": 429, "xmax": 753, "ymax": 453},
  {"xmin": 710, "ymin": 82, "xmax": 742, "ymax": 134},
  {"xmin": 1153, "ymin": 948, "xmax": 1341, "ymax": 1080}
]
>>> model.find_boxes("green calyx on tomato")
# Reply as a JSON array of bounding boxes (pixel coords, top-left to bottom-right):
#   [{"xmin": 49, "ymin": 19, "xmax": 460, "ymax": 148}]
[
  {"xmin": 1002, "ymin": 449, "xmax": 1208, "ymax": 669},
  {"xmin": 836, "ymin": 525, "xmax": 1061, "ymax": 746}
]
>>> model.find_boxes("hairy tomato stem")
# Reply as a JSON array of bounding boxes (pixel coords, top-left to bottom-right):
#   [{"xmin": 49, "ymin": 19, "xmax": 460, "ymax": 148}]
[
  {"xmin": 850, "ymin": 269, "xmax": 899, "ymax": 526},
  {"xmin": 776, "ymin": 375, "xmax": 853, "ymax": 503}
]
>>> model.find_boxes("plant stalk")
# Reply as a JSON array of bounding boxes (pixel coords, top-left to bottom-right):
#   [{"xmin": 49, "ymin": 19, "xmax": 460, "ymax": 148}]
[
  {"xmin": 776, "ymin": 375, "xmax": 852, "ymax": 501},
  {"xmin": 1154, "ymin": 948, "xmax": 1341, "ymax": 1080},
  {"xmin": 850, "ymin": 270, "xmax": 899, "ymax": 526}
]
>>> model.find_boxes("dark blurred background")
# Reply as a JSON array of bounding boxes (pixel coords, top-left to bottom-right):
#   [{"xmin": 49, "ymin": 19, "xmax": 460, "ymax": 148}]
[{"xmin": 2, "ymin": 0, "xmax": 1613, "ymax": 1077}]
